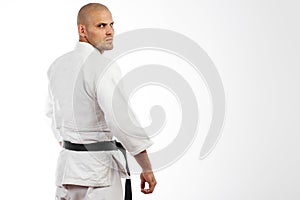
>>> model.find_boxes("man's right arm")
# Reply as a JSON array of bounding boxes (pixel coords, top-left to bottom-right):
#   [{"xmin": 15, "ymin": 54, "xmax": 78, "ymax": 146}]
[{"xmin": 46, "ymin": 84, "xmax": 62, "ymax": 144}]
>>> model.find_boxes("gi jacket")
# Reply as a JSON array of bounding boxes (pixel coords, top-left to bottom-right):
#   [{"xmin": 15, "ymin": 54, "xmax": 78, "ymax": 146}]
[{"xmin": 46, "ymin": 42, "xmax": 153, "ymax": 187}]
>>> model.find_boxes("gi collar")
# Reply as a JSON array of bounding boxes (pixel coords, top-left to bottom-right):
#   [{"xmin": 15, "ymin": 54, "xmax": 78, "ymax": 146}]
[{"xmin": 75, "ymin": 41, "xmax": 98, "ymax": 55}]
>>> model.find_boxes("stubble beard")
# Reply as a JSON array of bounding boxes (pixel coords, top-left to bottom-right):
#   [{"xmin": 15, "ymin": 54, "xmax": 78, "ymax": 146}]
[{"xmin": 97, "ymin": 41, "xmax": 113, "ymax": 53}]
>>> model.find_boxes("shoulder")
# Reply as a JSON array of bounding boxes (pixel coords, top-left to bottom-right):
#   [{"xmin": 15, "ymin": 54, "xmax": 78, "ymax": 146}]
[
  {"xmin": 47, "ymin": 51, "xmax": 78, "ymax": 78},
  {"xmin": 47, "ymin": 49, "xmax": 91, "ymax": 79},
  {"xmin": 81, "ymin": 51, "xmax": 114, "ymax": 77}
]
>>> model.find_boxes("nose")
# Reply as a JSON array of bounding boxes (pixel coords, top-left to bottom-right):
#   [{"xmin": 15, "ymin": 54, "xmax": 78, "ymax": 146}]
[{"xmin": 106, "ymin": 25, "xmax": 114, "ymax": 36}]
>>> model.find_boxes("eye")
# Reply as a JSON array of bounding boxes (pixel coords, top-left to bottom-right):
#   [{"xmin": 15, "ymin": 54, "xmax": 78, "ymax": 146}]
[
  {"xmin": 98, "ymin": 23, "xmax": 105, "ymax": 28},
  {"xmin": 110, "ymin": 22, "xmax": 114, "ymax": 27}
]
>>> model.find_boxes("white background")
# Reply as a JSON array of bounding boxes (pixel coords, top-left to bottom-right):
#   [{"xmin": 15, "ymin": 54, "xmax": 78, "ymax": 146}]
[{"xmin": 0, "ymin": 0, "xmax": 299, "ymax": 199}]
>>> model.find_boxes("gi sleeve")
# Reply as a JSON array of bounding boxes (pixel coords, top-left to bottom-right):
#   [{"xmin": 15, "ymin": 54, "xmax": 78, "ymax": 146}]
[
  {"xmin": 96, "ymin": 64, "xmax": 153, "ymax": 156},
  {"xmin": 45, "ymin": 84, "xmax": 62, "ymax": 143}
]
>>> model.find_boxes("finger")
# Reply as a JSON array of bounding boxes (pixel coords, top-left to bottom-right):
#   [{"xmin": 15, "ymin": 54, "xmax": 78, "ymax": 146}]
[
  {"xmin": 141, "ymin": 181, "xmax": 150, "ymax": 194},
  {"xmin": 148, "ymin": 179, "xmax": 157, "ymax": 193},
  {"xmin": 141, "ymin": 188, "xmax": 152, "ymax": 194},
  {"xmin": 141, "ymin": 181, "xmax": 155, "ymax": 194},
  {"xmin": 140, "ymin": 180, "xmax": 145, "ymax": 190},
  {"xmin": 140, "ymin": 175, "xmax": 146, "ymax": 190},
  {"xmin": 141, "ymin": 188, "xmax": 151, "ymax": 194}
]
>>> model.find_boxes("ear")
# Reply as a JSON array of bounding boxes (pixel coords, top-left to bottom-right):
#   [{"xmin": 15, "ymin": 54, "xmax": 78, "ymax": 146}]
[{"xmin": 78, "ymin": 24, "xmax": 87, "ymax": 38}]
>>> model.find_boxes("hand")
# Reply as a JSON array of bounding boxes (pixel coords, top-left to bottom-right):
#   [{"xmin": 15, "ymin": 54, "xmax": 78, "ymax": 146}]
[{"xmin": 140, "ymin": 171, "xmax": 157, "ymax": 194}]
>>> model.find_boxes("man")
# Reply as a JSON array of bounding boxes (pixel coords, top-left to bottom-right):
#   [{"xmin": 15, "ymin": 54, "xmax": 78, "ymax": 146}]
[{"xmin": 46, "ymin": 3, "xmax": 156, "ymax": 200}]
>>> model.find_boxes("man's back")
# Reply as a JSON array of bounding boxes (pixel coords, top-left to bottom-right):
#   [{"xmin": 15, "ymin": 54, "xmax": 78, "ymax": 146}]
[{"xmin": 48, "ymin": 42, "xmax": 114, "ymax": 143}]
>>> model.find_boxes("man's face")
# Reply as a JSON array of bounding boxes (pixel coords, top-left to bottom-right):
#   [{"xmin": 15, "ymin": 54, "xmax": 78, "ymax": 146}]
[{"xmin": 83, "ymin": 9, "xmax": 114, "ymax": 53}]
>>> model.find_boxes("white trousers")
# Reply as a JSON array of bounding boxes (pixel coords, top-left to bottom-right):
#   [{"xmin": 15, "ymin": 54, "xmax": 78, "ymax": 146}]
[{"xmin": 55, "ymin": 170, "xmax": 123, "ymax": 200}]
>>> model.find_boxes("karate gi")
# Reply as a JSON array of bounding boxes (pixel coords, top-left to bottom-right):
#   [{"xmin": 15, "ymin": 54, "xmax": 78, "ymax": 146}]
[{"xmin": 46, "ymin": 42, "xmax": 152, "ymax": 199}]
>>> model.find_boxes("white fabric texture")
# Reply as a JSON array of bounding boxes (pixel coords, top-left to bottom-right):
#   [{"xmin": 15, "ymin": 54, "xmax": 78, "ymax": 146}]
[
  {"xmin": 46, "ymin": 42, "xmax": 153, "ymax": 187},
  {"xmin": 55, "ymin": 166, "xmax": 123, "ymax": 200}
]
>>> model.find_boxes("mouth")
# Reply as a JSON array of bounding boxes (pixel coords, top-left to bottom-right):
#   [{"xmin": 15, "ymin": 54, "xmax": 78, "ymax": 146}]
[{"xmin": 105, "ymin": 38, "xmax": 113, "ymax": 42}]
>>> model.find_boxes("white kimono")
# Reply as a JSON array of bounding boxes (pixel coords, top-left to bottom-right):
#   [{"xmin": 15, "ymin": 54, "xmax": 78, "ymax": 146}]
[{"xmin": 46, "ymin": 42, "xmax": 152, "ymax": 188}]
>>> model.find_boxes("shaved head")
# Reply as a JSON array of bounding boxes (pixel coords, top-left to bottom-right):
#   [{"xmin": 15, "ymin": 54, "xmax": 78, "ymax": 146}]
[{"xmin": 77, "ymin": 3, "xmax": 109, "ymax": 25}]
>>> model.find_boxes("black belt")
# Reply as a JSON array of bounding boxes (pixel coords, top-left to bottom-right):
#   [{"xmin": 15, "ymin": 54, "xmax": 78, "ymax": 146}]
[{"xmin": 63, "ymin": 140, "xmax": 132, "ymax": 200}]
